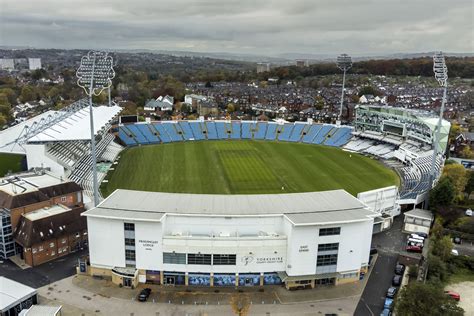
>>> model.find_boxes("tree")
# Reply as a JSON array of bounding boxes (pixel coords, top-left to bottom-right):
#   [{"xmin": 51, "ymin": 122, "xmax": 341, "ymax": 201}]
[
  {"xmin": 460, "ymin": 146, "xmax": 474, "ymax": 159},
  {"xmin": 430, "ymin": 177, "xmax": 455, "ymax": 209},
  {"xmin": 448, "ymin": 123, "xmax": 461, "ymax": 145},
  {"xmin": 0, "ymin": 93, "xmax": 10, "ymax": 107},
  {"xmin": 358, "ymin": 85, "xmax": 380, "ymax": 97},
  {"xmin": 19, "ymin": 86, "xmax": 36, "ymax": 103},
  {"xmin": 314, "ymin": 96, "xmax": 325, "ymax": 110},
  {"xmin": 432, "ymin": 236, "xmax": 453, "ymax": 261},
  {"xmin": 442, "ymin": 164, "xmax": 468, "ymax": 200},
  {"xmin": 0, "ymin": 114, "xmax": 6, "ymax": 127},
  {"xmin": 227, "ymin": 103, "xmax": 235, "ymax": 113},
  {"xmin": 395, "ymin": 282, "xmax": 463, "ymax": 316},
  {"xmin": 465, "ymin": 171, "xmax": 474, "ymax": 195}
]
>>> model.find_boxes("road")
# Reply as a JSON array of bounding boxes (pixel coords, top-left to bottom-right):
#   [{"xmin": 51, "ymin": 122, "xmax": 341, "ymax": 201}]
[
  {"xmin": 354, "ymin": 217, "xmax": 405, "ymax": 316},
  {"xmin": 0, "ymin": 249, "xmax": 87, "ymax": 288}
]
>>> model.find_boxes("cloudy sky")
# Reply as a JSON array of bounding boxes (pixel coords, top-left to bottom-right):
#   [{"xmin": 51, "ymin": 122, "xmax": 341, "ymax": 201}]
[{"xmin": 1, "ymin": 0, "xmax": 473, "ymax": 55}]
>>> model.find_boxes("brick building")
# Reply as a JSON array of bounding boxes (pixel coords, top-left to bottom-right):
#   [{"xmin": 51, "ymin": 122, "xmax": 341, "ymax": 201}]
[{"xmin": 0, "ymin": 171, "xmax": 85, "ymax": 265}]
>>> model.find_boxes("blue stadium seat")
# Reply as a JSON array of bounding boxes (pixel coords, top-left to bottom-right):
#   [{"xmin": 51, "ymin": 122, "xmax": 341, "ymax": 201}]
[
  {"xmin": 302, "ymin": 124, "xmax": 322, "ymax": 143},
  {"xmin": 177, "ymin": 121, "xmax": 194, "ymax": 140},
  {"xmin": 163, "ymin": 123, "xmax": 183, "ymax": 142},
  {"xmin": 277, "ymin": 123, "xmax": 294, "ymax": 141},
  {"xmin": 205, "ymin": 122, "xmax": 218, "ymax": 140},
  {"xmin": 135, "ymin": 124, "xmax": 161, "ymax": 144},
  {"xmin": 231, "ymin": 122, "xmax": 241, "ymax": 139},
  {"xmin": 254, "ymin": 122, "xmax": 267, "ymax": 140},
  {"xmin": 153, "ymin": 123, "xmax": 172, "ymax": 143},
  {"xmin": 289, "ymin": 123, "xmax": 305, "ymax": 142},
  {"xmin": 313, "ymin": 125, "xmax": 332, "ymax": 144},
  {"xmin": 215, "ymin": 122, "xmax": 228, "ymax": 139},
  {"xmin": 126, "ymin": 124, "xmax": 148, "ymax": 144},
  {"xmin": 265, "ymin": 123, "xmax": 277, "ymax": 140},
  {"xmin": 241, "ymin": 122, "xmax": 252, "ymax": 139},
  {"xmin": 118, "ymin": 126, "xmax": 137, "ymax": 146},
  {"xmin": 189, "ymin": 121, "xmax": 205, "ymax": 140}
]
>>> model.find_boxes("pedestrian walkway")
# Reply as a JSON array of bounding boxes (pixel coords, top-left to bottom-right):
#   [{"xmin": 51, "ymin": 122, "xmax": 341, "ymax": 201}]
[{"xmin": 9, "ymin": 254, "xmax": 31, "ymax": 269}]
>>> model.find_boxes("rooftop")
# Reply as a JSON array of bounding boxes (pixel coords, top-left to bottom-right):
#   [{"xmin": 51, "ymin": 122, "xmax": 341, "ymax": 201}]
[
  {"xmin": 0, "ymin": 277, "xmax": 37, "ymax": 312},
  {"xmin": 0, "ymin": 173, "xmax": 64, "ymax": 196},
  {"xmin": 404, "ymin": 208, "xmax": 434, "ymax": 221},
  {"xmin": 24, "ymin": 204, "xmax": 71, "ymax": 221},
  {"xmin": 27, "ymin": 105, "xmax": 122, "ymax": 142},
  {"xmin": 83, "ymin": 189, "xmax": 376, "ymax": 224}
]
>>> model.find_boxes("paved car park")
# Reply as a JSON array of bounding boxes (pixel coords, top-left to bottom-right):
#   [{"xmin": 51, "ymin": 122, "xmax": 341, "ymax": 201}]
[
  {"xmin": 355, "ymin": 217, "xmax": 406, "ymax": 316},
  {"xmin": 0, "ymin": 249, "xmax": 87, "ymax": 288}
]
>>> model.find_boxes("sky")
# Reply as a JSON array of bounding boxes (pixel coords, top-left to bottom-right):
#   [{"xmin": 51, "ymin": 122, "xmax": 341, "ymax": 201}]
[{"xmin": 1, "ymin": 0, "xmax": 473, "ymax": 56}]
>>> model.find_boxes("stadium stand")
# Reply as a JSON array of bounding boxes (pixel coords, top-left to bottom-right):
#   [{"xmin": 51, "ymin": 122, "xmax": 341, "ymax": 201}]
[
  {"xmin": 289, "ymin": 123, "xmax": 305, "ymax": 142},
  {"xmin": 241, "ymin": 122, "xmax": 252, "ymax": 139},
  {"xmin": 189, "ymin": 121, "xmax": 205, "ymax": 140},
  {"xmin": 265, "ymin": 123, "xmax": 278, "ymax": 140},
  {"xmin": 277, "ymin": 123, "xmax": 294, "ymax": 141},
  {"xmin": 254, "ymin": 122, "xmax": 267, "ymax": 140},
  {"xmin": 205, "ymin": 121, "xmax": 218, "ymax": 140}
]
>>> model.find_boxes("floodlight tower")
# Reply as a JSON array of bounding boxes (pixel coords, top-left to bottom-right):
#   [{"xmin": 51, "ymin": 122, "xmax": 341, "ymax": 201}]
[
  {"xmin": 336, "ymin": 54, "xmax": 352, "ymax": 124},
  {"xmin": 76, "ymin": 51, "xmax": 115, "ymax": 206},
  {"xmin": 427, "ymin": 51, "xmax": 448, "ymax": 209}
]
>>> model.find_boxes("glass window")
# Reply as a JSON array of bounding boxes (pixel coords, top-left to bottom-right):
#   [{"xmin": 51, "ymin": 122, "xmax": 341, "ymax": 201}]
[
  {"xmin": 318, "ymin": 243, "xmax": 339, "ymax": 252},
  {"xmin": 319, "ymin": 227, "xmax": 341, "ymax": 236},
  {"xmin": 3, "ymin": 227, "xmax": 12, "ymax": 235},
  {"xmin": 187, "ymin": 253, "xmax": 212, "ymax": 265},
  {"xmin": 124, "ymin": 238, "xmax": 135, "ymax": 246},
  {"xmin": 125, "ymin": 249, "xmax": 136, "ymax": 261},
  {"xmin": 213, "ymin": 254, "xmax": 236, "ymax": 265},
  {"xmin": 124, "ymin": 223, "xmax": 135, "ymax": 231},
  {"xmin": 317, "ymin": 254, "xmax": 338, "ymax": 266},
  {"xmin": 163, "ymin": 252, "xmax": 186, "ymax": 264}
]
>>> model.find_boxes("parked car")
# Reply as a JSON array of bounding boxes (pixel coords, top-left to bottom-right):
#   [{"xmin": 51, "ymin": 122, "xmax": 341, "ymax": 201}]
[
  {"xmin": 380, "ymin": 308, "xmax": 392, "ymax": 316},
  {"xmin": 386, "ymin": 286, "xmax": 398, "ymax": 298},
  {"xmin": 451, "ymin": 249, "xmax": 459, "ymax": 256},
  {"xmin": 392, "ymin": 275, "xmax": 402, "ymax": 286},
  {"xmin": 384, "ymin": 297, "xmax": 394, "ymax": 310},
  {"xmin": 453, "ymin": 237, "xmax": 462, "ymax": 244},
  {"xmin": 370, "ymin": 248, "xmax": 378, "ymax": 255},
  {"xmin": 137, "ymin": 288, "xmax": 152, "ymax": 302},
  {"xmin": 406, "ymin": 245, "xmax": 422, "ymax": 253},
  {"xmin": 444, "ymin": 290, "xmax": 460, "ymax": 301},
  {"xmin": 395, "ymin": 263, "xmax": 405, "ymax": 275},
  {"xmin": 466, "ymin": 209, "xmax": 472, "ymax": 217},
  {"xmin": 413, "ymin": 232, "xmax": 428, "ymax": 238}
]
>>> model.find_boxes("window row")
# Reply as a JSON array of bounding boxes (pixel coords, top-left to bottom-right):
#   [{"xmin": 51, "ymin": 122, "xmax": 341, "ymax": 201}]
[
  {"xmin": 125, "ymin": 238, "xmax": 135, "ymax": 246},
  {"xmin": 125, "ymin": 249, "xmax": 136, "ymax": 261},
  {"xmin": 318, "ymin": 243, "xmax": 339, "ymax": 252},
  {"xmin": 124, "ymin": 223, "xmax": 135, "ymax": 231},
  {"xmin": 319, "ymin": 227, "xmax": 340, "ymax": 236},
  {"xmin": 163, "ymin": 252, "xmax": 236, "ymax": 265},
  {"xmin": 316, "ymin": 254, "xmax": 338, "ymax": 266}
]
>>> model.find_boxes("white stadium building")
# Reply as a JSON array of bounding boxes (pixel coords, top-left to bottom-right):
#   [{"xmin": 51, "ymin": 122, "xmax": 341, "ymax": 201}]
[{"xmin": 82, "ymin": 189, "xmax": 376, "ymax": 289}]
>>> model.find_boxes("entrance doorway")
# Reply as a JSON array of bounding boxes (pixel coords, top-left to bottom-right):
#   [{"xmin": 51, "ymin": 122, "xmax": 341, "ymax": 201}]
[
  {"xmin": 123, "ymin": 277, "xmax": 132, "ymax": 287},
  {"xmin": 165, "ymin": 276, "xmax": 175, "ymax": 285}
]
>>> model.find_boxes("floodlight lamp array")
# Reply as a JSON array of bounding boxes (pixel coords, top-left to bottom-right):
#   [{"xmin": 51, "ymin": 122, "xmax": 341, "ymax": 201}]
[
  {"xmin": 336, "ymin": 54, "xmax": 352, "ymax": 71},
  {"xmin": 433, "ymin": 52, "xmax": 448, "ymax": 87},
  {"xmin": 76, "ymin": 51, "xmax": 115, "ymax": 96}
]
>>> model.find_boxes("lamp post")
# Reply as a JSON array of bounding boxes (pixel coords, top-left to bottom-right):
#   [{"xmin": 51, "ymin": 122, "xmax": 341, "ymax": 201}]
[
  {"xmin": 336, "ymin": 54, "xmax": 352, "ymax": 124},
  {"xmin": 76, "ymin": 51, "xmax": 115, "ymax": 206},
  {"xmin": 427, "ymin": 51, "xmax": 448, "ymax": 209}
]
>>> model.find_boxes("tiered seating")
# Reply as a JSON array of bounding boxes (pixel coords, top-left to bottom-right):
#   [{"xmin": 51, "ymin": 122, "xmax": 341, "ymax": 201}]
[
  {"xmin": 313, "ymin": 125, "xmax": 332, "ymax": 144},
  {"xmin": 47, "ymin": 141, "xmax": 90, "ymax": 167},
  {"xmin": 241, "ymin": 122, "xmax": 252, "ymax": 139},
  {"xmin": 302, "ymin": 124, "xmax": 322, "ymax": 143},
  {"xmin": 215, "ymin": 122, "xmax": 228, "ymax": 139},
  {"xmin": 265, "ymin": 123, "xmax": 277, "ymax": 140},
  {"xmin": 127, "ymin": 124, "xmax": 149, "ymax": 144},
  {"xmin": 254, "ymin": 122, "xmax": 267, "ymax": 140},
  {"xmin": 153, "ymin": 123, "xmax": 171, "ymax": 143},
  {"xmin": 135, "ymin": 124, "xmax": 161, "ymax": 143},
  {"xmin": 205, "ymin": 122, "xmax": 218, "ymax": 140},
  {"xmin": 231, "ymin": 122, "xmax": 241, "ymax": 139},
  {"xmin": 177, "ymin": 121, "xmax": 195, "ymax": 140},
  {"xmin": 163, "ymin": 123, "xmax": 183, "ymax": 142},
  {"xmin": 289, "ymin": 123, "xmax": 305, "ymax": 142},
  {"xmin": 277, "ymin": 124, "xmax": 294, "ymax": 141},
  {"xmin": 189, "ymin": 121, "xmax": 205, "ymax": 140},
  {"xmin": 118, "ymin": 125, "xmax": 137, "ymax": 146}
]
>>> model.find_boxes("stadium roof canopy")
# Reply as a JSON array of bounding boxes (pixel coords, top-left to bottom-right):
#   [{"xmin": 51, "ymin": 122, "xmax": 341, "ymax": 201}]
[
  {"xmin": 27, "ymin": 105, "xmax": 121, "ymax": 143},
  {"xmin": 82, "ymin": 189, "xmax": 377, "ymax": 225}
]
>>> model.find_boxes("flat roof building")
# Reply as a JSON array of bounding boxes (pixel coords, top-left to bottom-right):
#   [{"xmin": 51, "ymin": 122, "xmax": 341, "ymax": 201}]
[
  {"xmin": 0, "ymin": 277, "xmax": 37, "ymax": 316},
  {"xmin": 83, "ymin": 189, "xmax": 377, "ymax": 290}
]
